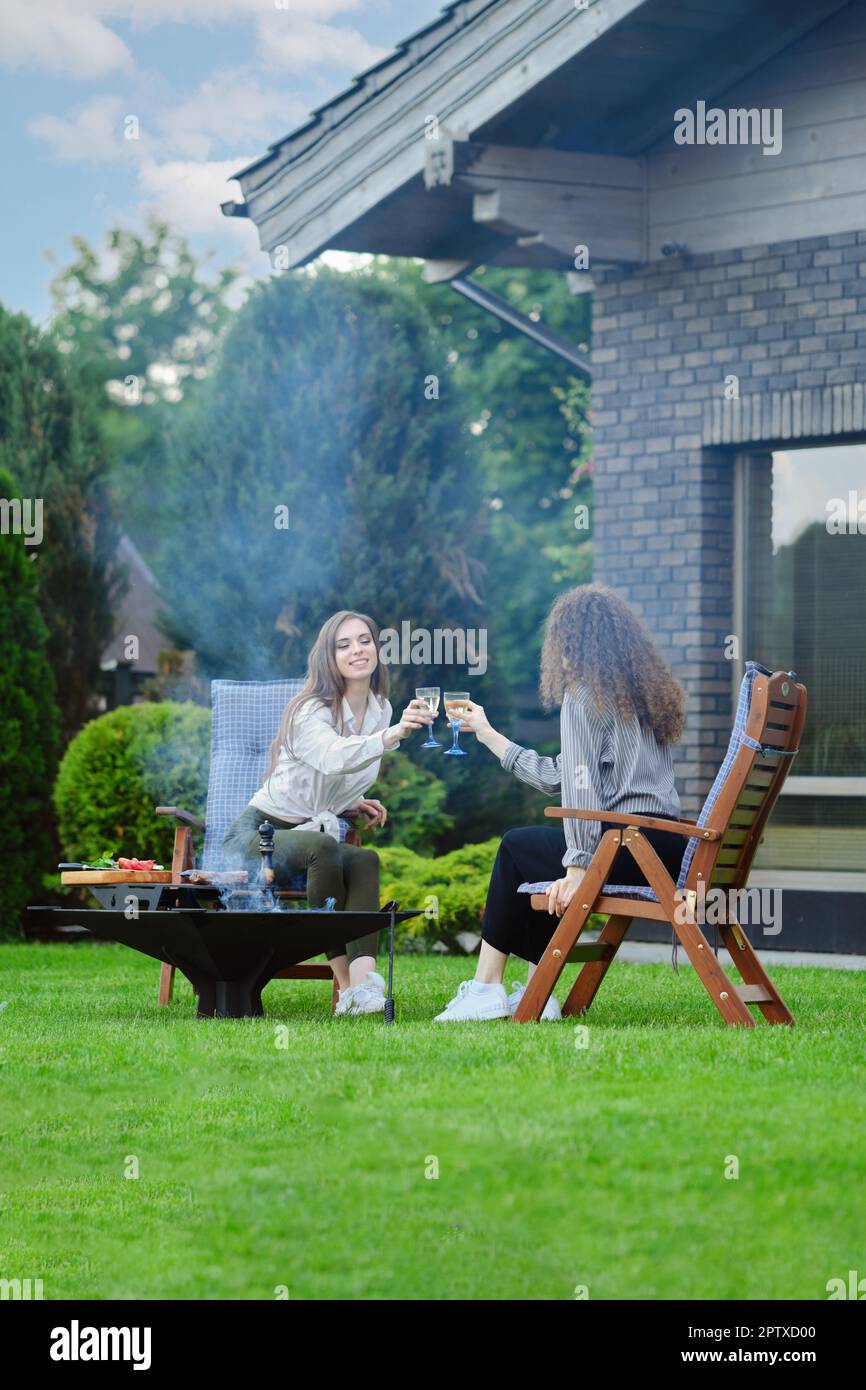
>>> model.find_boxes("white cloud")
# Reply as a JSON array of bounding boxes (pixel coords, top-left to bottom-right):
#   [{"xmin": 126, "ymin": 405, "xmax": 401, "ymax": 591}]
[
  {"xmin": 28, "ymin": 95, "xmax": 144, "ymax": 163},
  {"xmin": 0, "ymin": 3, "xmax": 132, "ymax": 79},
  {"xmin": 135, "ymin": 156, "xmax": 267, "ymax": 295},
  {"xmin": 131, "ymin": 0, "xmax": 365, "ymax": 19},
  {"xmin": 137, "ymin": 155, "xmax": 257, "ymax": 238},
  {"xmin": 258, "ymin": 13, "xmax": 389, "ymax": 74},
  {"xmin": 0, "ymin": 0, "xmax": 373, "ymax": 77},
  {"xmin": 160, "ymin": 71, "xmax": 308, "ymax": 161}
]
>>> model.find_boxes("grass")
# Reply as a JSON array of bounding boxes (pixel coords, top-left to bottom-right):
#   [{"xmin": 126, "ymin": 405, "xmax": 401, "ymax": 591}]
[{"xmin": 1, "ymin": 941, "xmax": 864, "ymax": 1301}]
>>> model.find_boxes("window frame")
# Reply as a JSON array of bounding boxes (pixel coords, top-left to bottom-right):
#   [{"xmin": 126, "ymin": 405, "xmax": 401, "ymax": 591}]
[{"xmin": 734, "ymin": 445, "xmax": 866, "ymax": 801}]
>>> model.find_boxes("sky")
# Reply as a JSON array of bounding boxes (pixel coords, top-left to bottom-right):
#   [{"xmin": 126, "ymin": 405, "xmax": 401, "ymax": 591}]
[
  {"xmin": 772, "ymin": 446, "xmax": 866, "ymax": 549},
  {"xmin": 0, "ymin": 0, "xmax": 446, "ymax": 327}
]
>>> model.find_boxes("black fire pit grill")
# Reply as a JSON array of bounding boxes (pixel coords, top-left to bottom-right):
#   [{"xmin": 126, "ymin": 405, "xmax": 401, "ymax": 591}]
[{"xmin": 27, "ymin": 903, "xmax": 422, "ymax": 1019}]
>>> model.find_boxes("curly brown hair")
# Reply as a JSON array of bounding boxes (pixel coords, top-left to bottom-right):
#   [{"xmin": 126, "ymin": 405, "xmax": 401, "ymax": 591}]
[{"xmin": 539, "ymin": 583, "xmax": 686, "ymax": 743}]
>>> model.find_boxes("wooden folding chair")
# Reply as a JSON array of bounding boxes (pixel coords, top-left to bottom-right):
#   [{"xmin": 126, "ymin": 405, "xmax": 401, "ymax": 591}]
[
  {"xmin": 513, "ymin": 663, "xmax": 806, "ymax": 1027},
  {"xmin": 154, "ymin": 678, "xmax": 363, "ymax": 1010}
]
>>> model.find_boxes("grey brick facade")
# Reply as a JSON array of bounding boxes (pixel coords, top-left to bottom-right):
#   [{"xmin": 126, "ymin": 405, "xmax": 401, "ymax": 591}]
[{"xmin": 590, "ymin": 231, "xmax": 866, "ymax": 813}]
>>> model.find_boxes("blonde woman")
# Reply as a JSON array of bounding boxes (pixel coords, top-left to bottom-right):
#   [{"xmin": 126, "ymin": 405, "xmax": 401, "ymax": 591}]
[
  {"xmin": 435, "ymin": 584, "xmax": 687, "ymax": 1022},
  {"xmin": 222, "ymin": 610, "xmax": 431, "ymax": 1015}
]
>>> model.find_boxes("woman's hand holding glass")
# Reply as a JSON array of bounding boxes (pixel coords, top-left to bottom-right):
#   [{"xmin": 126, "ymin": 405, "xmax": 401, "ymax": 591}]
[
  {"xmin": 384, "ymin": 698, "xmax": 435, "ymax": 749},
  {"xmin": 448, "ymin": 700, "xmax": 512, "ymax": 760},
  {"xmin": 449, "ymin": 699, "xmax": 491, "ymax": 739}
]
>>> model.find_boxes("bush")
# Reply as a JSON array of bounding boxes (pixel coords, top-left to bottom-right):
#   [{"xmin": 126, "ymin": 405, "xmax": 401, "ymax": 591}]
[
  {"xmin": 370, "ymin": 753, "xmax": 453, "ymax": 854},
  {"xmin": 0, "ymin": 467, "xmax": 60, "ymax": 938},
  {"xmin": 378, "ymin": 839, "xmax": 500, "ymax": 949},
  {"xmin": 54, "ymin": 702, "xmax": 211, "ymax": 865},
  {"xmin": 378, "ymin": 835, "xmax": 607, "ymax": 953}
]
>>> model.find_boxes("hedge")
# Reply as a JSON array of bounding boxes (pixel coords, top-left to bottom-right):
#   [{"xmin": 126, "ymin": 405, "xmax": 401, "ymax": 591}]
[
  {"xmin": 0, "ymin": 465, "xmax": 60, "ymax": 937},
  {"xmin": 54, "ymin": 702, "xmax": 211, "ymax": 866},
  {"xmin": 378, "ymin": 839, "xmax": 500, "ymax": 949}
]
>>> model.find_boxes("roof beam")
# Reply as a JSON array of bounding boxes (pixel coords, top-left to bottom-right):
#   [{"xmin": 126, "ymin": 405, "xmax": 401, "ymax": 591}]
[{"xmin": 426, "ymin": 137, "xmax": 646, "ymax": 267}]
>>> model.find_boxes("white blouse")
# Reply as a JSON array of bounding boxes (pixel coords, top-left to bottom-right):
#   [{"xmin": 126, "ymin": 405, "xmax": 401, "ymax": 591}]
[{"xmin": 249, "ymin": 689, "xmax": 393, "ymax": 839}]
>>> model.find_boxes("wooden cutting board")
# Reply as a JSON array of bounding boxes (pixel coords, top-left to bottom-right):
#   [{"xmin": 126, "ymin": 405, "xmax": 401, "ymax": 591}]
[{"xmin": 61, "ymin": 870, "xmax": 174, "ymax": 885}]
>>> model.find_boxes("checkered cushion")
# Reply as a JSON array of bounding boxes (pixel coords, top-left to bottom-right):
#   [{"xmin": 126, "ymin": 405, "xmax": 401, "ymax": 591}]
[
  {"xmin": 519, "ymin": 663, "xmax": 761, "ymax": 905},
  {"xmin": 596, "ymin": 883, "xmax": 660, "ymax": 901},
  {"xmin": 202, "ymin": 679, "xmax": 351, "ymax": 883},
  {"xmin": 671, "ymin": 660, "xmax": 759, "ymax": 893}
]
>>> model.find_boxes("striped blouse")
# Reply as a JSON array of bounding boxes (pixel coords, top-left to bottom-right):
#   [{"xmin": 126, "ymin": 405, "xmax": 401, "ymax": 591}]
[{"xmin": 500, "ymin": 683, "xmax": 681, "ymax": 870}]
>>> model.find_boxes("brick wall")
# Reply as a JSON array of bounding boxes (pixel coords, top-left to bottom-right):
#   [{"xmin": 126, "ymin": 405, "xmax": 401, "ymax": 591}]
[{"xmin": 589, "ymin": 230, "xmax": 866, "ymax": 812}]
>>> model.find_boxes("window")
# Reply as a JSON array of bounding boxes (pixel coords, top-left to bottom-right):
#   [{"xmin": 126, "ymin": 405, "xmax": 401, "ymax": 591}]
[{"xmin": 738, "ymin": 444, "xmax": 866, "ymax": 875}]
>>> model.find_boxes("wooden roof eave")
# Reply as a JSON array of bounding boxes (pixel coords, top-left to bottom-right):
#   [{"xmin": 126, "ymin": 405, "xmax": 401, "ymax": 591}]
[
  {"xmin": 231, "ymin": 0, "xmax": 650, "ymax": 266},
  {"xmin": 231, "ymin": 0, "xmax": 500, "ymax": 189}
]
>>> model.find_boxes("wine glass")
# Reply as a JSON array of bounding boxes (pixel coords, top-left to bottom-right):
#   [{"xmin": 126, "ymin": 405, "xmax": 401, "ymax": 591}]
[
  {"xmin": 415, "ymin": 687, "xmax": 441, "ymax": 749},
  {"xmin": 443, "ymin": 691, "xmax": 470, "ymax": 757}
]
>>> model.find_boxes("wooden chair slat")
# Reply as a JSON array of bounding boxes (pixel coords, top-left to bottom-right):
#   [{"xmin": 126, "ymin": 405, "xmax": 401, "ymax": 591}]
[
  {"xmin": 595, "ymin": 895, "xmax": 668, "ymax": 919},
  {"xmin": 745, "ymin": 770, "xmax": 776, "ymax": 788},
  {"xmin": 738, "ymin": 788, "xmax": 768, "ymax": 807},
  {"xmin": 566, "ymin": 942, "xmax": 618, "ymax": 963},
  {"xmin": 709, "ymin": 868, "xmax": 739, "ymax": 885},
  {"xmin": 531, "ymin": 893, "xmax": 669, "ymax": 920},
  {"xmin": 757, "ymin": 726, "xmax": 789, "ymax": 748},
  {"xmin": 720, "ymin": 829, "xmax": 749, "ymax": 846},
  {"xmin": 737, "ymin": 984, "xmax": 774, "ymax": 1004}
]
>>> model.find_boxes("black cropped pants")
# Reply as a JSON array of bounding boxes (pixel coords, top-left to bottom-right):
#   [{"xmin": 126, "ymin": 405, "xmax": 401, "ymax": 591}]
[{"xmin": 481, "ymin": 822, "xmax": 686, "ymax": 965}]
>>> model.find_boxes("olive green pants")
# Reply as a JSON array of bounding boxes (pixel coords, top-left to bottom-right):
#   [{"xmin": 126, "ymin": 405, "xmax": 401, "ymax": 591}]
[{"xmin": 221, "ymin": 806, "xmax": 380, "ymax": 963}]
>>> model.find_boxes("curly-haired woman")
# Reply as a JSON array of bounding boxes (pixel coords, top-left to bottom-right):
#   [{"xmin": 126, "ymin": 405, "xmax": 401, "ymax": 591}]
[{"xmin": 434, "ymin": 583, "xmax": 687, "ymax": 1023}]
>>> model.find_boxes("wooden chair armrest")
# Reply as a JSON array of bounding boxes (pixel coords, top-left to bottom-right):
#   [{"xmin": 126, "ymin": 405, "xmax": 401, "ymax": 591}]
[
  {"xmin": 543, "ymin": 807, "xmax": 721, "ymax": 841},
  {"xmin": 155, "ymin": 805, "xmax": 206, "ymax": 831}
]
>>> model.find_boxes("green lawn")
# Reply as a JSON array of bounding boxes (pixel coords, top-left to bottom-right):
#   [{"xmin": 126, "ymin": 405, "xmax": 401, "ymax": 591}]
[{"xmin": 1, "ymin": 942, "xmax": 864, "ymax": 1300}]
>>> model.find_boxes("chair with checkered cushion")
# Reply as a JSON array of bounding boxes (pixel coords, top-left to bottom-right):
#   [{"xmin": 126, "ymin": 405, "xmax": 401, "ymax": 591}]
[
  {"xmin": 514, "ymin": 662, "xmax": 806, "ymax": 1027},
  {"xmin": 154, "ymin": 679, "xmax": 360, "ymax": 1007}
]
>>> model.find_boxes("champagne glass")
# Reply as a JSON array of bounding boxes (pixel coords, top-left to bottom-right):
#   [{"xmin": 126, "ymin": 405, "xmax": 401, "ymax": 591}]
[
  {"xmin": 415, "ymin": 687, "xmax": 441, "ymax": 749},
  {"xmin": 443, "ymin": 691, "xmax": 470, "ymax": 757}
]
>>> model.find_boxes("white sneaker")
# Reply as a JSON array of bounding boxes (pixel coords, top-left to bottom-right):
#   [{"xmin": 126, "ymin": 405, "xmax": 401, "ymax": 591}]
[
  {"xmin": 507, "ymin": 980, "xmax": 562, "ymax": 1022},
  {"xmin": 434, "ymin": 980, "xmax": 509, "ymax": 1022},
  {"xmin": 335, "ymin": 970, "xmax": 386, "ymax": 1016}
]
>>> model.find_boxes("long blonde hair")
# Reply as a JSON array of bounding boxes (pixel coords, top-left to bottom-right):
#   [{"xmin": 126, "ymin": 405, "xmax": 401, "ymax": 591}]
[
  {"xmin": 265, "ymin": 610, "xmax": 390, "ymax": 775},
  {"xmin": 539, "ymin": 583, "xmax": 686, "ymax": 743}
]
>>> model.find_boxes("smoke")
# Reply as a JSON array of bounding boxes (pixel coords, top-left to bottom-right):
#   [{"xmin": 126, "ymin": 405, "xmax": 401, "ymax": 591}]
[{"xmin": 147, "ymin": 267, "xmax": 485, "ymax": 686}]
